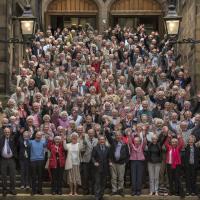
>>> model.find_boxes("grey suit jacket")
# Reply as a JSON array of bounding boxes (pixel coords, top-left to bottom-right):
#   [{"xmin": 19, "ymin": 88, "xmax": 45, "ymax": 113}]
[{"xmin": 81, "ymin": 134, "xmax": 98, "ymax": 163}]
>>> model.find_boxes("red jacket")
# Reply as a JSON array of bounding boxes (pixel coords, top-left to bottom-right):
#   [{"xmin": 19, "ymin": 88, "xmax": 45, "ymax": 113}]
[
  {"xmin": 164, "ymin": 136, "xmax": 184, "ymax": 168},
  {"xmin": 47, "ymin": 140, "xmax": 66, "ymax": 169},
  {"xmin": 91, "ymin": 62, "xmax": 101, "ymax": 74},
  {"xmin": 85, "ymin": 80, "xmax": 100, "ymax": 93}
]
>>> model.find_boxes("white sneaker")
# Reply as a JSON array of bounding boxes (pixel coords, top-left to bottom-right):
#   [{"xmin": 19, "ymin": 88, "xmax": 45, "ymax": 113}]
[
  {"xmin": 21, "ymin": 186, "xmax": 25, "ymax": 189},
  {"xmin": 155, "ymin": 192, "xmax": 159, "ymax": 196},
  {"xmin": 149, "ymin": 192, "xmax": 153, "ymax": 195}
]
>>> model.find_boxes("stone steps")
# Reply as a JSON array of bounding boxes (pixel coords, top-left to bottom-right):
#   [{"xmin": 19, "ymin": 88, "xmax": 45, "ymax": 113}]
[{"xmin": 0, "ymin": 194, "xmax": 199, "ymax": 200}]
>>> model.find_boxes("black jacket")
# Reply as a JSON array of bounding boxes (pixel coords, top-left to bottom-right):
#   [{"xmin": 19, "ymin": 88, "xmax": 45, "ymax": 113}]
[
  {"xmin": 0, "ymin": 135, "xmax": 18, "ymax": 159},
  {"xmin": 18, "ymin": 136, "xmax": 30, "ymax": 160},
  {"xmin": 184, "ymin": 144, "xmax": 200, "ymax": 168},
  {"xmin": 92, "ymin": 144, "xmax": 110, "ymax": 174},
  {"xmin": 147, "ymin": 134, "xmax": 167, "ymax": 163},
  {"xmin": 105, "ymin": 130, "xmax": 130, "ymax": 164}
]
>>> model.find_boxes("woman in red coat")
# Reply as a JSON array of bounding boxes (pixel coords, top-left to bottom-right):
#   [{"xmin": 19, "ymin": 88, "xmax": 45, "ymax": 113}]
[
  {"xmin": 47, "ymin": 136, "xmax": 65, "ymax": 195},
  {"xmin": 164, "ymin": 134, "xmax": 185, "ymax": 197}
]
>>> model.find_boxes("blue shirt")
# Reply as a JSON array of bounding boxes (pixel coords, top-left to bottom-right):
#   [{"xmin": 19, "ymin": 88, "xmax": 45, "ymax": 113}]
[
  {"xmin": 29, "ymin": 139, "xmax": 47, "ymax": 161},
  {"xmin": 115, "ymin": 142, "xmax": 122, "ymax": 161}
]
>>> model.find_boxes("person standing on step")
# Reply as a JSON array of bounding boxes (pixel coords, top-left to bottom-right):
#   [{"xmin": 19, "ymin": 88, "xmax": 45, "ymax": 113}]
[
  {"xmin": 105, "ymin": 127, "xmax": 130, "ymax": 197},
  {"xmin": 81, "ymin": 128, "xmax": 98, "ymax": 195},
  {"xmin": 0, "ymin": 127, "xmax": 17, "ymax": 197},
  {"xmin": 18, "ymin": 131, "xmax": 31, "ymax": 189},
  {"xmin": 92, "ymin": 135, "xmax": 110, "ymax": 200},
  {"xmin": 29, "ymin": 131, "xmax": 47, "ymax": 195},
  {"xmin": 164, "ymin": 133, "xmax": 185, "ymax": 197},
  {"xmin": 47, "ymin": 135, "xmax": 65, "ymax": 195}
]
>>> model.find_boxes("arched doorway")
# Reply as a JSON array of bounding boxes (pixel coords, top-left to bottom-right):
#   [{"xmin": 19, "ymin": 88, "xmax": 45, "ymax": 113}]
[
  {"xmin": 45, "ymin": 0, "xmax": 98, "ymax": 30},
  {"xmin": 110, "ymin": 0, "xmax": 164, "ymax": 34}
]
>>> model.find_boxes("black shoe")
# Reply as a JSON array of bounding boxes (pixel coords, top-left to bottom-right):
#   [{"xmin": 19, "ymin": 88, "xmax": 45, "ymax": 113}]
[
  {"xmin": 31, "ymin": 191, "xmax": 36, "ymax": 196},
  {"xmin": 10, "ymin": 190, "xmax": 17, "ymax": 195},
  {"xmin": 131, "ymin": 192, "xmax": 136, "ymax": 196},
  {"xmin": 2, "ymin": 191, "xmax": 7, "ymax": 197},
  {"xmin": 118, "ymin": 189, "xmax": 125, "ymax": 197},
  {"xmin": 111, "ymin": 192, "xmax": 118, "ymax": 196},
  {"xmin": 38, "ymin": 191, "xmax": 44, "ymax": 195},
  {"xmin": 136, "ymin": 191, "xmax": 141, "ymax": 196},
  {"xmin": 191, "ymin": 193, "xmax": 196, "ymax": 196},
  {"xmin": 83, "ymin": 190, "xmax": 90, "ymax": 195},
  {"xmin": 58, "ymin": 191, "xmax": 62, "ymax": 195}
]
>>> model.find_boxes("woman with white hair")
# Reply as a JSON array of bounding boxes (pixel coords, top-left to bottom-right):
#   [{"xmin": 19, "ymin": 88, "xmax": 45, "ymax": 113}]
[
  {"xmin": 63, "ymin": 132, "xmax": 83, "ymax": 195},
  {"xmin": 47, "ymin": 136, "xmax": 65, "ymax": 195},
  {"xmin": 147, "ymin": 129, "xmax": 167, "ymax": 195}
]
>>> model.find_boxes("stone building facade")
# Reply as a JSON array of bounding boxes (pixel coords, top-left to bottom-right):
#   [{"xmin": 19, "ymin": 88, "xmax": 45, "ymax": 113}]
[{"xmin": 0, "ymin": 0, "xmax": 200, "ymax": 93}]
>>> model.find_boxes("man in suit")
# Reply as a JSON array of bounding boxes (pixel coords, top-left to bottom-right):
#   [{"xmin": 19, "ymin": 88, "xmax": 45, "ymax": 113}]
[
  {"xmin": 105, "ymin": 128, "xmax": 130, "ymax": 196},
  {"xmin": 92, "ymin": 135, "xmax": 110, "ymax": 200},
  {"xmin": 0, "ymin": 127, "xmax": 17, "ymax": 196},
  {"xmin": 81, "ymin": 129, "xmax": 98, "ymax": 194}
]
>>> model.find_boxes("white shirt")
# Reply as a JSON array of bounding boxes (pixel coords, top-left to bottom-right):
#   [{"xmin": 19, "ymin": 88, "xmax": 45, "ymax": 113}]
[
  {"xmin": 70, "ymin": 143, "xmax": 79, "ymax": 165},
  {"xmin": 1, "ymin": 138, "xmax": 13, "ymax": 158}
]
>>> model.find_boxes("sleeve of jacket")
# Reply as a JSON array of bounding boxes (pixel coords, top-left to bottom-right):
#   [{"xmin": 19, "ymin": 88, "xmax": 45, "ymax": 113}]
[{"xmin": 105, "ymin": 129, "xmax": 114, "ymax": 145}]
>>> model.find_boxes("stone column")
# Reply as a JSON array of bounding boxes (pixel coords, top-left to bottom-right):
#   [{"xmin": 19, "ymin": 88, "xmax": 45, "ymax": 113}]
[
  {"xmin": 194, "ymin": 1, "xmax": 200, "ymax": 92},
  {"xmin": 98, "ymin": 5, "xmax": 109, "ymax": 33}
]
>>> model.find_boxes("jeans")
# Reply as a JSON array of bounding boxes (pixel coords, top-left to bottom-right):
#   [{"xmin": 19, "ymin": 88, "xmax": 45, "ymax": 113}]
[
  {"xmin": 148, "ymin": 162, "xmax": 161, "ymax": 193},
  {"xmin": 130, "ymin": 160, "xmax": 144, "ymax": 193}
]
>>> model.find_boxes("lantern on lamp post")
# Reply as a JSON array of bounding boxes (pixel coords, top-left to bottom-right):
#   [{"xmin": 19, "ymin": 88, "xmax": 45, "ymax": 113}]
[
  {"xmin": 163, "ymin": 0, "xmax": 182, "ymax": 38},
  {"xmin": 18, "ymin": 4, "xmax": 36, "ymax": 41}
]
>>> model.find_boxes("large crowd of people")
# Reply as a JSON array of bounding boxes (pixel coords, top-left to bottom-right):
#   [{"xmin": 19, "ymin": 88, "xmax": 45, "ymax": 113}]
[{"xmin": 1, "ymin": 23, "xmax": 200, "ymax": 199}]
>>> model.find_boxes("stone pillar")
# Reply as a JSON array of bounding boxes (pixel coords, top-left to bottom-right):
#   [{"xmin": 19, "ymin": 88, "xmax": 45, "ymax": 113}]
[
  {"xmin": 194, "ymin": 1, "xmax": 200, "ymax": 92},
  {"xmin": 98, "ymin": 5, "xmax": 109, "ymax": 33}
]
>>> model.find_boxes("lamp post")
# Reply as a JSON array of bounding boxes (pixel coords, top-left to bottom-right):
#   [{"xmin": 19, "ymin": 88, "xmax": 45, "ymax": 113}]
[
  {"xmin": 163, "ymin": 0, "xmax": 200, "ymax": 44},
  {"xmin": 0, "ymin": 4, "xmax": 36, "ymax": 44}
]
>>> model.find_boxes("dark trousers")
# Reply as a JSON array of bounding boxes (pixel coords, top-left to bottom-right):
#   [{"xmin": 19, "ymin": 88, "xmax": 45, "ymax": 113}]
[
  {"xmin": 51, "ymin": 167, "xmax": 64, "ymax": 193},
  {"xmin": 20, "ymin": 159, "xmax": 30, "ymax": 187},
  {"xmin": 131, "ymin": 160, "xmax": 144, "ymax": 193},
  {"xmin": 1, "ymin": 158, "xmax": 16, "ymax": 191},
  {"xmin": 81, "ymin": 162, "xmax": 95, "ymax": 193},
  {"xmin": 167, "ymin": 164, "xmax": 184, "ymax": 195},
  {"xmin": 94, "ymin": 170, "xmax": 107, "ymax": 200},
  {"xmin": 185, "ymin": 164, "xmax": 197, "ymax": 194},
  {"xmin": 30, "ymin": 160, "xmax": 44, "ymax": 193}
]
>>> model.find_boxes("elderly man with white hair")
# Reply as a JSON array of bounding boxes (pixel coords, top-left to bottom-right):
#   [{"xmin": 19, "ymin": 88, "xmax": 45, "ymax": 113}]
[{"xmin": 29, "ymin": 131, "xmax": 48, "ymax": 195}]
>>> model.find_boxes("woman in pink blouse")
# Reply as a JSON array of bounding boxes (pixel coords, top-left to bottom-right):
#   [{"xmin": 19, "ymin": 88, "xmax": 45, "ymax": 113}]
[{"xmin": 128, "ymin": 132, "xmax": 146, "ymax": 196}]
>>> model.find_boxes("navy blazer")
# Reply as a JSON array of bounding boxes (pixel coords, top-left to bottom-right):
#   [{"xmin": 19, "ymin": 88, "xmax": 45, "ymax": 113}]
[{"xmin": 92, "ymin": 144, "xmax": 110, "ymax": 174}]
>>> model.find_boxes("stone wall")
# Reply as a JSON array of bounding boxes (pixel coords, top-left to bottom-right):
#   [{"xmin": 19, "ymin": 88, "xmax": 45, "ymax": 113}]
[
  {"xmin": 0, "ymin": 0, "xmax": 13, "ymax": 93},
  {"xmin": 177, "ymin": 0, "xmax": 200, "ymax": 92}
]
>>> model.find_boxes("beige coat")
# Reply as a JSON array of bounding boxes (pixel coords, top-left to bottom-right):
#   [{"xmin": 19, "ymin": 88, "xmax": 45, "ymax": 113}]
[{"xmin": 63, "ymin": 141, "xmax": 83, "ymax": 170}]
